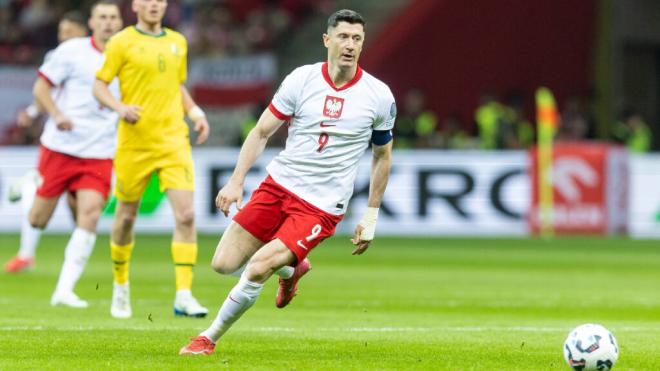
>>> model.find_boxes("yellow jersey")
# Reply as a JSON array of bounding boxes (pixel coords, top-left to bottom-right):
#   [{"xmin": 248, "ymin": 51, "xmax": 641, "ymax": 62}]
[{"xmin": 97, "ymin": 26, "xmax": 189, "ymax": 152}]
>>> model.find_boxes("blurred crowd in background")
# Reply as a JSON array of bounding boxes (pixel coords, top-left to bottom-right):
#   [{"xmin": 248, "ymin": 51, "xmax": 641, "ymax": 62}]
[
  {"xmin": 394, "ymin": 88, "xmax": 652, "ymax": 153},
  {"xmin": 0, "ymin": 0, "xmax": 335, "ymax": 63},
  {"xmin": 0, "ymin": 0, "xmax": 654, "ymax": 152}
]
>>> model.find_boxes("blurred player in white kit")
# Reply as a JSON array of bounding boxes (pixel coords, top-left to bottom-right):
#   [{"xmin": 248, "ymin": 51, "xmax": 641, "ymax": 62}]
[
  {"xmin": 14, "ymin": 11, "xmax": 89, "ymax": 130},
  {"xmin": 5, "ymin": 11, "xmax": 89, "ymax": 273},
  {"xmin": 181, "ymin": 9, "xmax": 396, "ymax": 355},
  {"xmin": 5, "ymin": 1, "xmax": 123, "ymax": 309}
]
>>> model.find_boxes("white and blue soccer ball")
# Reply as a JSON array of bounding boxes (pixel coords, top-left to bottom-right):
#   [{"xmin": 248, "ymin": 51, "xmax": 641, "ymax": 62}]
[{"xmin": 563, "ymin": 324, "xmax": 619, "ymax": 371}]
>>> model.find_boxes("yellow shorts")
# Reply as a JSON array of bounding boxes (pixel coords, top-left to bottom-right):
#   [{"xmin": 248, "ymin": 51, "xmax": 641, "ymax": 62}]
[{"xmin": 113, "ymin": 148, "xmax": 194, "ymax": 202}]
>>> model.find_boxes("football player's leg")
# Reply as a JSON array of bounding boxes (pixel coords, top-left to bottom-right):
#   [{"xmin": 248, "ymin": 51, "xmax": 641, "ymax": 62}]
[
  {"xmin": 166, "ymin": 188, "xmax": 208, "ymax": 317},
  {"xmin": 158, "ymin": 152, "xmax": 206, "ymax": 310},
  {"xmin": 275, "ymin": 258, "xmax": 311, "ymax": 308},
  {"xmin": 273, "ymin": 210, "xmax": 339, "ymax": 308},
  {"xmin": 110, "ymin": 200, "xmax": 139, "ymax": 318},
  {"xmin": 211, "ymin": 222, "xmax": 263, "ymax": 276},
  {"xmin": 8, "ymin": 168, "xmax": 40, "ymax": 203},
  {"xmin": 5, "ymin": 195, "xmax": 57, "ymax": 273},
  {"xmin": 66, "ymin": 191, "xmax": 77, "ymax": 224},
  {"xmin": 9, "ymin": 170, "xmax": 42, "ymax": 271},
  {"xmin": 111, "ymin": 200, "xmax": 139, "ymax": 284},
  {"xmin": 7, "ymin": 147, "xmax": 69, "ymax": 273},
  {"xmin": 51, "ymin": 189, "xmax": 106, "ymax": 308},
  {"xmin": 220, "ymin": 178, "xmax": 290, "ymax": 278},
  {"xmin": 110, "ymin": 150, "xmax": 152, "ymax": 316},
  {"xmin": 167, "ymin": 188, "xmax": 197, "ymax": 289},
  {"xmin": 192, "ymin": 240, "xmax": 294, "ymax": 346},
  {"xmin": 22, "ymin": 195, "xmax": 58, "ymax": 257}
]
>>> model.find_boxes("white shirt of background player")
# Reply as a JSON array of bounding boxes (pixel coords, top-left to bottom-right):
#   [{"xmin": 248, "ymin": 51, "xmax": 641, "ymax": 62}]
[{"xmin": 38, "ymin": 37, "xmax": 119, "ymax": 159}]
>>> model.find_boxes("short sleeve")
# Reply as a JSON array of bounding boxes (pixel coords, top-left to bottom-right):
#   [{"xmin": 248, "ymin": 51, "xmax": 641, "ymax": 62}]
[
  {"xmin": 269, "ymin": 67, "xmax": 305, "ymax": 120},
  {"xmin": 38, "ymin": 43, "xmax": 72, "ymax": 86},
  {"xmin": 372, "ymin": 87, "xmax": 396, "ymax": 130},
  {"xmin": 178, "ymin": 37, "xmax": 188, "ymax": 83},
  {"xmin": 96, "ymin": 36, "xmax": 124, "ymax": 83}
]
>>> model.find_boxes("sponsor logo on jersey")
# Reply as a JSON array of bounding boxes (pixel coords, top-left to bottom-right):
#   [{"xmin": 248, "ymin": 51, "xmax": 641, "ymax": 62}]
[{"xmin": 323, "ymin": 96, "xmax": 344, "ymax": 118}]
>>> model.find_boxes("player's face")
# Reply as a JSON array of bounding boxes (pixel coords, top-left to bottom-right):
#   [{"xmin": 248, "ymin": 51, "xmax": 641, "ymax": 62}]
[
  {"xmin": 58, "ymin": 20, "xmax": 87, "ymax": 43},
  {"xmin": 89, "ymin": 5, "xmax": 123, "ymax": 41},
  {"xmin": 323, "ymin": 22, "xmax": 365, "ymax": 70},
  {"xmin": 133, "ymin": 0, "xmax": 167, "ymax": 25}
]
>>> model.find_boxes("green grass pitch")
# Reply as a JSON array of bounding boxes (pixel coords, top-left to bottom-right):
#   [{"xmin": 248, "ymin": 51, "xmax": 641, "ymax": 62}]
[{"xmin": 1, "ymin": 234, "xmax": 660, "ymax": 370}]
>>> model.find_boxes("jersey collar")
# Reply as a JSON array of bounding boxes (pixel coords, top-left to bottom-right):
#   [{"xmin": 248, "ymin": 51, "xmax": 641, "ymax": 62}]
[
  {"xmin": 133, "ymin": 25, "xmax": 167, "ymax": 38},
  {"xmin": 90, "ymin": 36, "xmax": 102, "ymax": 53},
  {"xmin": 322, "ymin": 62, "xmax": 363, "ymax": 91}
]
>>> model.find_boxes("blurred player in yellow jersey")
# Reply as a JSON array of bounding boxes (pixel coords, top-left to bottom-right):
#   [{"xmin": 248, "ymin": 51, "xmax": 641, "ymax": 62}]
[{"xmin": 93, "ymin": 0, "xmax": 210, "ymax": 319}]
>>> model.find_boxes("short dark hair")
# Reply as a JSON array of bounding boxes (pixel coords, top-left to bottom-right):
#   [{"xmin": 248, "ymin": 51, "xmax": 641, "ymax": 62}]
[
  {"xmin": 60, "ymin": 10, "xmax": 87, "ymax": 27},
  {"xmin": 90, "ymin": 0, "xmax": 120, "ymax": 15},
  {"xmin": 327, "ymin": 9, "xmax": 365, "ymax": 31}
]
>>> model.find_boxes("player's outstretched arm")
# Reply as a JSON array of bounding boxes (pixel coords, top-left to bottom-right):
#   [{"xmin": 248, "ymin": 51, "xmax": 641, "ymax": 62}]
[
  {"xmin": 180, "ymin": 85, "xmax": 209, "ymax": 144},
  {"xmin": 351, "ymin": 140, "xmax": 393, "ymax": 255},
  {"xmin": 33, "ymin": 77, "xmax": 72, "ymax": 131},
  {"xmin": 92, "ymin": 79, "xmax": 141, "ymax": 123},
  {"xmin": 216, "ymin": 108, "xmax": 285, "ymax": 216}
]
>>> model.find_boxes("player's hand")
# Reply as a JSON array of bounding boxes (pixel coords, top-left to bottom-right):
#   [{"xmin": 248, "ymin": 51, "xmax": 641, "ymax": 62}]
[
  {"xmin": 351, "ymin": 207, "xmax": 378, "ymax": 255},
  {"xmin": 16, "ymin": 110, "xmax": 34, "ymax": 128},
  {"xmin": 193, "ymin": 117, "xmax": 210, "ymax": 145},
  {"xmin": 351, "ymin": 224, "xmax": 372, "ymax": 255},
  {"xmin": 54, "ymin": 113, "xmax": 73, "ymax": 131},
  {"xmin": 118, "ymin": 104, "xmax": 141, "ymax": 124},
  {"xmin": 215, "ymin": 180, "xmax": 243, "ymax": 217}
]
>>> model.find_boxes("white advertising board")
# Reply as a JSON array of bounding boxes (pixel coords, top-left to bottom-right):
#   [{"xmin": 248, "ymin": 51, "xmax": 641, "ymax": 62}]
[
  {"xmin": 629, "ymin": 154, "xmax": 660, "ymax": 238},
  {"xmin": 0, "ymin": 147, "xmax": 658, "ymax": 238},
  {"xmin": 0, "ymin": 67, "xmax": 35, "ymax": 130}
]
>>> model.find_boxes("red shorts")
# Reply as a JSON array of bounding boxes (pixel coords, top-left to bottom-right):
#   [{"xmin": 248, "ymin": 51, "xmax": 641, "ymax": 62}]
[
  {"xmin": 233, "ymin": 176, "xmax": 343, "ymax": 263},
  {"xmin": 36, "ymin": 146, "xmax": 113, "ymax": 199}
]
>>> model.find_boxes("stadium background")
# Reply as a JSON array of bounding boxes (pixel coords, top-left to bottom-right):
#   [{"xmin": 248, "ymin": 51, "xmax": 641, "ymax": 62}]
[
  {"xmin": 2, "ymin": 0, "xmax": 660, "ymax": 238},
  {"xmin": 1, "ymin": 0, "xmax": 660, "ymax": 369}
]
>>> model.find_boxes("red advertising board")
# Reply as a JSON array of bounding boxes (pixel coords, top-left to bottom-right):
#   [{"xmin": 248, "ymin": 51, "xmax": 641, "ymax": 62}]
[{"xmin": 530, "ymin": 142, "xmax": 628, "ymax": 234}]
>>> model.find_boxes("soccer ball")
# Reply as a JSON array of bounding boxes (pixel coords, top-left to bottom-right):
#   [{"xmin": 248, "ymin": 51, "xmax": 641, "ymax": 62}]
[{"xmin": 563, "ymin": 324, "xmax": 619, "ymax": 370}]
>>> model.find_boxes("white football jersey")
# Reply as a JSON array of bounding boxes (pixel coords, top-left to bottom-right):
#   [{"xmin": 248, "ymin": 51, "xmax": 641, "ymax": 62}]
[
  {"xmin": 38, "ymin": 37, "xmax": 119, "ymax": 159},
  {"xmin": 267, "ymin": 62, "xmax": 396, "ymax": 215}
]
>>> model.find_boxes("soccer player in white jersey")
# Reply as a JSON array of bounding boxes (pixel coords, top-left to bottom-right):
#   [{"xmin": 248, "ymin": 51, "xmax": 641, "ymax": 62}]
[
  {"xmin": 14, "ymin": 11, "xmax": 89, "ymax": 135},
  {"xmin": 180, "ymin": 9, "xmax": 395, "ymax": 355},
  {"xmin": 6, "ymin": 1, "xmax": 123, "ymax": 308},
  {"xmin": 5, "ymin": 11, "xmax": 89, "ymax": 274}
]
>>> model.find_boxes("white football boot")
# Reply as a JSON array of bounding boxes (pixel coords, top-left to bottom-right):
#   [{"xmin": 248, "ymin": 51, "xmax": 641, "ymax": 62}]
[
  {"xmin": 8, "ymin": 169, "xmax": 41, "ymax": 203},
  {"xmin": 174, "ymin": 290, "xmax": 208, "ymax": 318},
  {"xmin": 111, "ymin": 282, "xmax": 132, "ymax": 319},
  {"xmin": 51, "ymin": 291, "xmax": 88, "ymax": 308}
]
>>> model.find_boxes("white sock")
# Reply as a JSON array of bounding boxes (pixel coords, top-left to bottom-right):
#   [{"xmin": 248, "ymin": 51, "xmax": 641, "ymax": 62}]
[
  {"xmin": 18, "ymin": 219, "xmax": 42, "ymax": 260},
  {"xmin": 275, "ymin": 265, "xmax": 294, "ymax": 279},
  {"xmin": 229, "ymin": 262, "xmax": 293, "ymax": 279},
  {"xmin": 200, "ymin": 274, "xmax": 263, "ymax": 342},
  {"xmin": 17, "ymin": 183, "xmax": 40, "ymax": 260},
  {"xmin": 176, "ymin": 289, "xmax": 192, "ymax": 301},
  {"xmin": 53, "ymin": 228, "xmax": 96, "ymax": 295},
  {"xmin": 20, "ymin": 180, "xmax": 36, "ymax": 214},
  {"xmin": 229, "ymin": 263, "xmax": 246, "ymax": 277}
]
